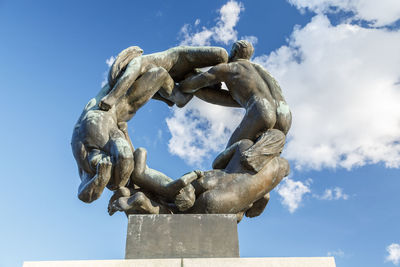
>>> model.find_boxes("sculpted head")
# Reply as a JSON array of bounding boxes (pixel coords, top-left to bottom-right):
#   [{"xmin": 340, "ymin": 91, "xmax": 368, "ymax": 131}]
[
  {"xmin": 229, "ymin": 40, "xmax": 254, "ymax": 62},
  {"xmin": 108, "ymin": 46, "xmax": 144, "ymax": 88}
]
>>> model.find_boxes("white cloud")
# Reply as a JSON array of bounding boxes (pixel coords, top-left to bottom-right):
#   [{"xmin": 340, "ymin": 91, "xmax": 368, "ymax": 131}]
[
  {"xmin": 179, "ymin": 0, "xmax": 244, "ymax": 46},
  {"xmin": 105, "ymin": 56, "xmax": 115, "ymax": 67},
  {"xmin": 287, "ymin": 0, "xmax": 400, "ymax": 27},
  {"xmin": 169, "ymin": 1, "xmax": 400, "ymax": 171},
  {"xmin": 168, "ymin": 0, "xmax": 246, "ymax": 166},
  {"xmin": 101, "ymin": 56, "xmax": 116, "ymax": 87},
  {"xmin": 166, "ymin": 97, "xmax": 244, "ymax": 166},
  {"xmin": 276, "ymin": 179, "xmax": 348, "ymax": 212},
  {"xmin": 327, "ymin": 249, "xmax": 345, "ymax": 258},
  {"xmin": 386, "ymin": 243, "xmax": 400, "ymax": 265},
  {"xmin": 276, "ymin": 178, "xmax": 311, "ymax": 213},
  {"xmin": 255, "ymin": 14, "xmax": 400, "ymax": 170},
  {"xmin": 317, "ymin": 187, "xmax": 349, "ymax": 200},
  {"xmin": 179, "ymin": 24, "xmax": 213, "ymax": 46},
  {"xmin": 241, "ymin": 35, "xmax": 258, "ymax": 46}
]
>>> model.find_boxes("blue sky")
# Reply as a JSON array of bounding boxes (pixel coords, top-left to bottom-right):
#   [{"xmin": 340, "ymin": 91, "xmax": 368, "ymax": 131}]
[{"xmin": 1, "ymin": 1, "xmax": 400, "ymax": 266}]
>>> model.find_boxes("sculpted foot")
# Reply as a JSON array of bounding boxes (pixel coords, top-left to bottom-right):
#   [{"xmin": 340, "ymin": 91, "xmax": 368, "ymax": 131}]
[
  {"xmin": 108, "ymin": 187, "xmax": 131, "ymax": 215},
  {"xmin": 175, "ymin": 184, "xmax": 196, "ymax": 211},
  {"xmin": 127, "ymin": 192, "xmax": 160, "ymax": 214},
  {"xmin": 165, "ymin": 170, "xmax": 201, "ymax": 196}
]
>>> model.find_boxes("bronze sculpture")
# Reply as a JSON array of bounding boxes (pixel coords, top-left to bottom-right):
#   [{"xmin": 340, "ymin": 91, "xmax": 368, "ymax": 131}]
[{"xmin": 72, "ymin": 40, "xmax": 291, "ymax": 222}]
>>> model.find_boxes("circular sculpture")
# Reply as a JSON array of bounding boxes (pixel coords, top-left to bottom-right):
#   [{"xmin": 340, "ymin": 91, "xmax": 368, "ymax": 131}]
[{"xmin": 71, "ymin": 40, "xmax": 292, "ymax": 222}]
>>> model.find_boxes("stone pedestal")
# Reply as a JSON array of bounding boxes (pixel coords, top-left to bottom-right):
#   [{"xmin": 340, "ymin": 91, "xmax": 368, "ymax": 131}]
[
  {"xmin": 24, "ymin": 214, "xmax": 337, "ymax": 266},
  {"xmin": 24, "ymin": 257, "xmax": 336, "ymax": 266},
  {"xmin": 125, "ymin": 214, "xmax": 239, "ymax": 259}
]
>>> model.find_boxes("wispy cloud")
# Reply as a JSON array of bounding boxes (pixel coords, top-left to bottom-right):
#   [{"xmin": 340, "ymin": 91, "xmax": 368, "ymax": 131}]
[
  {"xmin": 386, "ymin": 243, "xmax": 400, "ymax": 265},
  {"xmin": 105, "ymin": 56, "xmax": 115, "ymax": 67},
  {"xmin": 327, "ymin": 249, "xmax": 345, "ymax": 258},
  {"xmin": 316, "ymin": 187, "xmax": 349, "ymax": 200},
  {"xmin": 101, "ymin": 56, "xmax": 116, "ymax": 87},
  {"xmin": 276, "ymin": 179, "xmax": 349, "ymax": 213},
  {"xmin": 179, "ymin": 0, "xmax": 244, "ymax": 46},
  {"xmin": 276, "ymin": 178, "xmax": 311, "ymax": 213},
  {"xmin": 241, "ymin": 35, "xmax": 258, "ymax": 46}
]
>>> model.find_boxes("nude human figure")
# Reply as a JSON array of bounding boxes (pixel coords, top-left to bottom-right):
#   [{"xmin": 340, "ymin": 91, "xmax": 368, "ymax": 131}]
[
  {"xmin": 72, "ymin": 55, "xmax": 196, "ymax": 203},
  {"xmin": 108, "ymin": 147, "xmax": 203, "ymax": 215},
  {"xmin": 189, "ymin": 129, "xmax": 289, "ymax": 221},
  {"xmin": 108, "ymin": 130, "xmax": 289, "ymax": 222},
  {"xmin": 99, "ymin": 45, "xmax": 229, "ymax": 111},
  {"xmin": 179, "ymin": 40, "xmax": 292, "ymax": 148}
]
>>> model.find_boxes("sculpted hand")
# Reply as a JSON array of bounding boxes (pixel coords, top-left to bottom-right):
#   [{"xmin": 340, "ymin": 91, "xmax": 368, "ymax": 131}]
[{"xmin": 107, "ymin": 187, "xmax": 131, "ymax": 216}]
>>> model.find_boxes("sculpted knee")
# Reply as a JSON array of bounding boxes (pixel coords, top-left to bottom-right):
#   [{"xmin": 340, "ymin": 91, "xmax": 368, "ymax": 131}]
[{"xmin": 78, "ymin": 190, "xmax": 97, "ymax": 203}]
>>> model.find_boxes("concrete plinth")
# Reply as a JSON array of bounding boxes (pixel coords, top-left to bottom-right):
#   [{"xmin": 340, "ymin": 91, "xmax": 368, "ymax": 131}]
[
  {"xmin": 23, "ymin": 214, "xmax": 337, "ymax": 266},
  {"xmin": 125, "ymin": 214, "xmax": 239, "ymax": 259},
  {"xmin": 24, "ymin": 257, "xmax": 336, "ymax": 266}
]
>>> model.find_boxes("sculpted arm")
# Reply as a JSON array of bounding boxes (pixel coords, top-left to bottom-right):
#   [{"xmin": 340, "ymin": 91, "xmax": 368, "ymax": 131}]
[
  {"xmin": 99, "ymin": 57, "xmax": 144, "ymax": 110},
  {"xmin": 194, "ymin": 87, "xmax": 240, "ymax": 108},
  {"xmin": 179, "ymin": 64, "xmax": 229, "ymax": 94},
  {"xmin": 212, "ymin": 142, "xmax": 239, "ymax": 169}
]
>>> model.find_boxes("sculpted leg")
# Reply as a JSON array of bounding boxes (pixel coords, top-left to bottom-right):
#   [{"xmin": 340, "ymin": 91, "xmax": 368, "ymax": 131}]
[
  {"xmin": 132, "ymin": 148, "xmax": 172, "ymax": 196},
  {"xmin": 213, "ymin": 139, "xmax": 253, "ymax": 169},
  {"xmin": 132, "ymin": 148, "xmax": 197, "ymax": 198},
  {"xmin": 245, "ymin": 193, "xmax": 270, "ymax": 218},
  {"xmin": 226, "ymin": 97, "xmax": 277, "ymax": 148},
  {"xmin": 109, "ymin": 192, "xmax": 161, "ymax": 215},
  {"xmin": 78, "ymin": 152, "xmax": 112, "ymax": 203},
  {"xmin": 116, "ymin": 67, "xmax": 175, "ymax": 122},
  {"xmin": 107, "ymin": 46, "xmax": 144, "ymax": 88},
  {"xmin": 125, "ymin": 67, "xmax": 174, "ymax": 110},
  {"xmin": 132, "ymin": 147, "xmax": 198, "ymax": 211},
  {"xmin": 107, "ymin": 136, "xmax": 134, "ymax": 190},
  {"xmin": 100, "ymin": 57, "xmax": 143, "ymax": 110},
  {"xmin": 165, "ymin": 170, "xmax": 201, "ymax": 195},
  {"xmin": 108, "ymin": 187, "xmax": 131, "ymax": 215},
  {"xmin": 191, "ymin": 157, "xmax": 288, "ymax": 214},
  {"xmin": 157, "ymin": 86, "xmax": 193, "ymax": 108}
]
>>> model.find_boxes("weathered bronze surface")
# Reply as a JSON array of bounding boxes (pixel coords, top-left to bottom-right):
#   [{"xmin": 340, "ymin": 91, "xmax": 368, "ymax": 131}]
[{"xmin": 72, "ymin": 41, "xmax": 291, "ymax": 222}]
